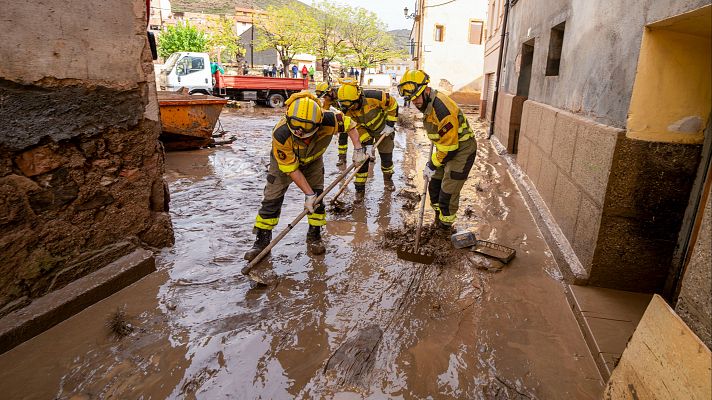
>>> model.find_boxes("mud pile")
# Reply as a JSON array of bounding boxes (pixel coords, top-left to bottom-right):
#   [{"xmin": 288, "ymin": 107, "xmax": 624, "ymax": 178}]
[{"xmin": 382, "ymin": 222, "xmax": 460, "ymax": 266}]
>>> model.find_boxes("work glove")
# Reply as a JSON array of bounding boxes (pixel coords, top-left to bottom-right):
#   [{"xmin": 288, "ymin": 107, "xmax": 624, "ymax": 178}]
[
  {"xmin": 365, "ymin": 144, "xmax": 374, "ymax": 158},
  {"xmin": 304, "ymin": 193, "xmax": 317, "ymax": 214},
  {"xmin": 423, "ymin": 160, "xmax": 437, "ymax": 182},
  {"xmin": 353, "ymin": 147, "xmax": 369, "ymax": 164},
  {"xmin": 382, "ymin": 125, "xmax": 396, "ymax": 137}
]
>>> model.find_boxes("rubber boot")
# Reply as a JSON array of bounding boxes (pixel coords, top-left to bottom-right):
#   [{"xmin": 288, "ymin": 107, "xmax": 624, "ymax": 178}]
[
  {"xmin": 383, "ymin": 173, "xmax": 394, "ymax": 191},
  {"xmin": 354, "ymin": 187, "xmax": 366, "ymax": 204},
  {"xmin": 336, "ymin": 154, "xmax": 347, "ymax": 166},
  {"xmin": 306, "ymin": 225, "xmax": 326, "ymax": 255},
  {"xmin": 436, "ymin": 219, "xmax": 455, "ymax": 237},
  {"xmin": 243, "ymin": 228, "xmax": 272, "ymax": 261}
]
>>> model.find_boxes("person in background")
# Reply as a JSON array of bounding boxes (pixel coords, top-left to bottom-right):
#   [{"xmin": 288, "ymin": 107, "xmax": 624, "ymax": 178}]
[
  {"xmin": 308, "ymin": 65, "xmax": 315, "ymax": 82},
  {"xmin": 301, "ymin": 64, "xmax": 308, "ymax": 79},
  {"xmin": 278, "ymin": 64, "xmax": 284, "ymax": 77},
  {"xmin": 315, "ymin": 82, "xmax": 347, "ymax": 166},
  {"xmin": 354, "ymin": 68, "xmax": 360, "ymax": 83},
  {"xmin": 271, "ymin": 64, "xmax": 277, "ymax": 77},
  {"xmin": 292, "ymin": 64, "xmax": 299, "ymax": 78},
  {"xmin": 242, "ymin": 62, "xmax": 249, "ymax": 75}
]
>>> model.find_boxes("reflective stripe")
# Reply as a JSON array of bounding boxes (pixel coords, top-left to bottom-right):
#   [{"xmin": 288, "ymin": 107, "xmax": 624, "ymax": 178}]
[
  {"xmin": 365, "ymin": 113, "xmax": 385, "ymax": 130},
  {"xmin": 431, "ymin": 152, "xmax": 443, "ymax": 167},
  {"xmin": 255, "ymin": 215, "xmax": 279, "ymax": 230},
  {"xmin": 355, "ymin": 172, "xmax": 368, "ymax": 183},
  {"xmin": 381, "ymin": 165, "xmax": 394, "ymax": 173},
  {"xmin": 386, "ymin": 115, "xmax": 398, "ymax": 122},
  {"xmin": 278, "ymin": 162, "xmax": 299, "ymax": 174},
  {"xmin": 435, "ymin": 142, "xmax": 459, "ymax": 152},
  {"xmin": 439, "ymin": 213, "xmax": 457, "ymax": 224},
  {"xmin": 338, "ymin": 144, "xmax": 348, "ymax": 155},
  {"xmin": 431, "ymin": 203, "xmax": 440, "ymax": 211},
  {"xmin": 307, "ymin": 213, "xmax": 326, "ymax": 226},
  {"xmin": 459, "ymin": 132, "xmax": 472, "ymax": 142},
  {"xmin": 359, "ymin": 132, "xmax": 371, "ymax": 142},
  {"xmin": 297, "ymin": 147, "xmax": 328, "ymax": 165}
]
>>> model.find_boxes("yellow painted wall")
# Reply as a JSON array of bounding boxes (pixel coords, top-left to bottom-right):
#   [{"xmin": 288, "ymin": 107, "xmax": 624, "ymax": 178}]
[{"xmin": 627, "ymin": 24, "xmax": 711, "ymax": 144}]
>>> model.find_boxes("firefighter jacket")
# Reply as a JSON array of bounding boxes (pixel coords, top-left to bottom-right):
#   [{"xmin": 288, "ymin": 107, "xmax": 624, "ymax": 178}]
[
  {"xmin": 422, "ymin": 89, "xmax": 474, "ymax": 167},
  {"xmin": 272, "ymin": 111, "xmax": 355, "ymax": 174},
  {"xmin": 345, "ymin": 90, "xmax": 398, "ymax": 143}
]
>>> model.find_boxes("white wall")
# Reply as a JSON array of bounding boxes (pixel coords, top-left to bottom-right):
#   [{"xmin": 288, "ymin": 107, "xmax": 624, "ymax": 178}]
[{"xmin": 421, "ymin": 0, "xmax": 487, "ymax": 93}]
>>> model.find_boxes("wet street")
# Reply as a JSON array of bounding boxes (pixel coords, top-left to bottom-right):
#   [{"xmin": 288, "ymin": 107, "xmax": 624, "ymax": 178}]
[{"xmin": 0, "ymin": 106, "xmax": 604, "ymax": 399}]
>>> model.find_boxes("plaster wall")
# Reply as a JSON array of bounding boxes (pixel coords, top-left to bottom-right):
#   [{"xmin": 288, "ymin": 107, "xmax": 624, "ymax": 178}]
[
  {"xmin": 676, "ymin": 191, "xmax": 712, "ymax": 349},
  {"xmin": 501, "ymin": 0, "xmax": 710, "ymax": 128},
  {"xmin": 0, "ymin": 0, "xmax": 173, "ymax": 315},
  {"xmin": 420, "ymin": 0, "xmax": 487, "ymax": 97}
]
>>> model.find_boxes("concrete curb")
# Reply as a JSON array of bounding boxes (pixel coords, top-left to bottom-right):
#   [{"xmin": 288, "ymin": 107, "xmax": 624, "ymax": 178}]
[{"xmin": 0, "ymin": 249, "xmax": 155, "ymax": 354}]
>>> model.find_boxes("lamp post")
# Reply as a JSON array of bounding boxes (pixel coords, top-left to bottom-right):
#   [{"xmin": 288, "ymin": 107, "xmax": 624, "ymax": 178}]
[{"xmin": 404, "ymin": 3, "xmax": 422, "ymax": 68}]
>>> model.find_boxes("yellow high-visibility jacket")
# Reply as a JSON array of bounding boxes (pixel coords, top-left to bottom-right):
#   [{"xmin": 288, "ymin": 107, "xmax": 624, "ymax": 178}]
[
  {"xmin": 272, "ymin": 112, "xmax": 355, "ymax": 174},
  {"xmin": 344, "ymin": 89, "xmax": 398, "ymax": 142},
  {"xmin": 422, "ymin": 89, "xmax": 474, "ymax": 167}
]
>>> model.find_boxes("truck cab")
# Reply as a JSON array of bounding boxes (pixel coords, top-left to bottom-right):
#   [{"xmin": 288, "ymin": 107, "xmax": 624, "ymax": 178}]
[{"xmin": 159, "ymin": 52, "xmax": 213, "ymax": 94}]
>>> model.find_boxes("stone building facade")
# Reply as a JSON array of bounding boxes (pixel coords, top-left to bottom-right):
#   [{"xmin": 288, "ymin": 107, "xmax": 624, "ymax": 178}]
[
  {"xmin": 491, "ymin": 0, "xmax": 711, "ymax": 347},
  {"xmin": 0, "ymin": 0, "xmax": 174, "ymax": 316}
]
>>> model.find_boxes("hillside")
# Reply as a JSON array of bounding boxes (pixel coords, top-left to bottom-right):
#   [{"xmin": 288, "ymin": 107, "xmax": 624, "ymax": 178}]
[
  {"xmin": 388, "ymin": 29, "xmax": 411, "ymax": 53},
  {"xmin": 171, "ymin": 0, "xmax": 309, "ymax": 14}
]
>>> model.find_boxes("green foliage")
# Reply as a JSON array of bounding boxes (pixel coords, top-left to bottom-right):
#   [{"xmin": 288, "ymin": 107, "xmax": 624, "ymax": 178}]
[
  {"xmin": 305, "ymin": 1, "xmax": 351, "ymax": 81},
  {"xmin": 255, "ymin": 5, "xmax": 314, "ymax": 69},
  {"xmin": 158, "ymin": 23, "xmax": 209, "ymax": 59},
  {"xmin": 206, "ymin": 16, "xmax": 245, "ymax": 63}
]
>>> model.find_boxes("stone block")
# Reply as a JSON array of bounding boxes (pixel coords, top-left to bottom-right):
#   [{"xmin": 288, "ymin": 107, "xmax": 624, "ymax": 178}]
[
  {"xmin": 551, "ymin": 113, "xmax": 579, "ymax": 174},
  {"xmin": 517, "ymin": 135, "xmax": 531, "ymax": 172},
  {"xmin": 572, "ymin": 123, "xmax": 619, "ymax": 207},
  {"xmin": 527, "ymin": 143, "xmax": 543, "ymax": 185},
  {"xmin": 538, "ymin": 105, "xmax": 557, "ymax": 156},
  {"xmin": 573, "ymin": 195, "xmax": 603, "ymax": 273},
  {"xmin": 524, "ymin": 101, "xmax": 542, "ymax": 144},
  {"xmin": 537, "ymin": 156, "xmax": 558, "ymax": 208},
  {"xmin": 552, "ymin": 172, "xmax": 582, "ymax": 241},
  {"xmin": 14, "ymin": 145, "xmax": 66, "ymax": 177}
]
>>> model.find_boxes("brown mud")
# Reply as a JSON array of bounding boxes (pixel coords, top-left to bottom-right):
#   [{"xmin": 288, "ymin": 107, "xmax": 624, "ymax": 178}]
[{"xmin": 0, "ymin": 107, "xmax": 603, "ymax": 399}]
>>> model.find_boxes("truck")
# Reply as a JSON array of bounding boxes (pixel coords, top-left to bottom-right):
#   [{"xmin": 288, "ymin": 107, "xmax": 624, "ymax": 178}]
[{"xmin": 157, "ymin": 52, "xmax": 308, "ymax": 107}]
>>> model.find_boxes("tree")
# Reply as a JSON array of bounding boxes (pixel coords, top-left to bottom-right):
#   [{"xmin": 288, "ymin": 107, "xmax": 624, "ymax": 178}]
[
  {"xmin": 255, "ymin": 5, "xmax": 314, "ymax": 71},
  {"xmin": 157, "ymin": 23, "xmax": 209, "ymax": 59},
  {"xmin": 206, "ymin": 16, "xmax": 245, "ymax": 64},
  {"xmin": 343, "ymin": 7, "xmax": 406, "ymax": 84},
  {"xmin": 306, "ymin": 1, "xmax": 351, "ymax": 83}
]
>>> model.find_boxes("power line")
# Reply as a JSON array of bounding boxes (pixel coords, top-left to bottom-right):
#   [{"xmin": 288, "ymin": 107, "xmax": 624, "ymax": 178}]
[{"xmin": 425, "ymin": 0, "xmax": 458, "ymax": 8}]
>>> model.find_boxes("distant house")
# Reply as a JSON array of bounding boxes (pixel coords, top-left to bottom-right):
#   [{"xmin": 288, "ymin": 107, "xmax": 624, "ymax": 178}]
[{"xmin": 409, "ymin": 0, "xmax": 488, "ymax": 105}]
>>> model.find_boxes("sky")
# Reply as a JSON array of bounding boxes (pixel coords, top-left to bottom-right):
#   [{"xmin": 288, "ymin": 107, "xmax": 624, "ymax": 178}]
[{"xmin": 296, "ymin": 0, "xmax": 416, "ymax": 31}]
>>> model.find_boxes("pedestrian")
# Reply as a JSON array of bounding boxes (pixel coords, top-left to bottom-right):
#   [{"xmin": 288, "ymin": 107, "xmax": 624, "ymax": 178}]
[
  {"xmin": 354, "ymin": 68, "xmax": 360, "ymax": 83},
  {"xmin": 271, "ymin": 64, "xmax": 277, "ymax": 77},
  {"xmin": 301, "ymin": 64, "xmax": 308, "ymax": 79},
  {"xmin": 308, "ymin": 65, "xmax": 315, "ymax": 82},
  {"xmin": 278, "ymin": 64, "xmax": 284, "ymax": 77},
  {"xmin": 348, "ymin": 67, "xmax": 354, "ymax": 77},
  {"xmin": 336, "ymin": 79, "xmax": 399, "ymax": 194},
  {"xmin": 262, "ymin": 65, "xmax": 269, "ymax": 77},
  {"xmin": 242, "ymin": 63, "xmax": 249, "ymax": 75},
  {"xmin": 291, "ymin": 64, "xmax": 298, "ymax": 78},
  {"xmin": 243, "ymin": 92, "xmax": 368, "ymax": 260},
  {"xmin": 315, "ymin": 82, "xmax": 346, "ymax": 165},
  {"xmin": 398, "ymin": 70, "xmax": 476, "ymax": 233}
]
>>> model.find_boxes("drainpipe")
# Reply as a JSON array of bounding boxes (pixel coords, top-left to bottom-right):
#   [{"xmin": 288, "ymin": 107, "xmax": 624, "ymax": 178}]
[{"xmin": 488, "ymin": 0, "xmax": 511, "ymax": 139}]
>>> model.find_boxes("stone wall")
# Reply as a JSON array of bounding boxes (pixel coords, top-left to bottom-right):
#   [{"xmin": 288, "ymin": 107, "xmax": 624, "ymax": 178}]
[
  {"xmin": 0, "ymin": 0, "xmax": 174, "ymax": 315},
  {"xmin": 493, "ymin": 93, "xmax": 525, "ymax": 154},
  {"xmin": 675, "ymin": 192, "xmax": 712, "ymax": 349}
]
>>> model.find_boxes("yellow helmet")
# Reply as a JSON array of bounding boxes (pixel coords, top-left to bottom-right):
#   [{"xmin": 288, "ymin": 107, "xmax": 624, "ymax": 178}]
[
  {"xmin": 398, "ymin": 70, "xmax": 430, "ymax": 100},
  {"xmin": 284, "ymin": 92, "xmax": 323, "ymax": 138},
  {"xmin": 336, "ymin": 82, "xmax": 362, "ymax": 111},
  {"xmin": 315, "ymin": 82, "xmax": 331, "ymax": 98}
]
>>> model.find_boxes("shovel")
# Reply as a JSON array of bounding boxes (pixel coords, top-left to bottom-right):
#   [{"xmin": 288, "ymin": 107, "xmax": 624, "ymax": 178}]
[
  {"xmin": 330, "ymin": 133, "xmax": 389, "ymax": 205},
  {"xmin": 450, "ymin": 231, "xmax": 516, "ymax": 264},
  {"xmin": 241, "ymin": 146, "xmax": 377, "ymax": 283},
  {"xmin": 397, "ymin": 144, "xmax": 435, "ymax": 265}
]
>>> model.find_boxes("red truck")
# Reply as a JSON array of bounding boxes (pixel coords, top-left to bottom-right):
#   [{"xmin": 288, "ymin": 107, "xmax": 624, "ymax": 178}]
[{"xmin": 158, "ymin": 52, "xmax": 308, "ymax": 108}]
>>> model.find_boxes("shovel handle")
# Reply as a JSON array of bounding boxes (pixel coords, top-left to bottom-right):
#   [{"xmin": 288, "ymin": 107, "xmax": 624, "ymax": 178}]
[
  {"xmin": 414, "ymin": 143, "xmax": 434, "ymax": 253},
  {"xmin": 242, "ymin": 149, "xmax": 365, "ymax": 276},
  {"xmin": 330, "ymin": 132, "xmax": 389, "ymax": 203}
]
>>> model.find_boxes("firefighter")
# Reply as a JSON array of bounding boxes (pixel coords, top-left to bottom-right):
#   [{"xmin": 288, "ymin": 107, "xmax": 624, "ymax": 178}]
[
  {"xmin": 397, "ymin": 70, "xmax": 477, "ymax": 232},
  {"xmin": 315, "ymin": 82, "xmax": 348, "ymax": 166},
  {"xmin": 244, "ymin": 92, "xmax": 368, "ymax": 261},
  {"xmin": 336, "ymin": 80, "xmax": 399, "ymax": 192}
]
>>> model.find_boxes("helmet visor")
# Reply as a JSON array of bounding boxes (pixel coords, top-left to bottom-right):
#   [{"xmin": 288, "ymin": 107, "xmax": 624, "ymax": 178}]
[
  {"xmin": 337, "ymin": 99, "xmax": 358, "ymax": 112},
  {"xmin": 315, "ymin": 90, "xmax": 326, "ymax": 98},
  {"xmin": 397, "ymin": 81, "xmax": 420, "ymax": 100},
  {"xmin": 286, "ymin": 116, "xmax": 319, "ymax": 138}
]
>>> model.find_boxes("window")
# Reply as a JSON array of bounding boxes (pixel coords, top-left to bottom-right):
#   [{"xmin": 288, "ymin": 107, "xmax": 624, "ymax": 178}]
[
  {"xmin": 435, "ymin": 25, "xmax": 445, "ymax": 42},
  {"xmin": 546, "ymin": 22, "xmax": 566, "ymax": 76},
  {"xmin": 469, "ymin": 20, "xmax": 484, "ymax": 44}
]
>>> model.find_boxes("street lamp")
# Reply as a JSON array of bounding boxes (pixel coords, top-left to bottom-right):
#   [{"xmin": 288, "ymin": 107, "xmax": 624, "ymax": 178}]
[{"xmin": 404, "ymin": 7, "xmax": 418, "ymax": 19}]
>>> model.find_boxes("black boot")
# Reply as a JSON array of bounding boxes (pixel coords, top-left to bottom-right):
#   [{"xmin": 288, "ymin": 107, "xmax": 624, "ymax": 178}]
[
  {"xmin": 244, "ymin": 228, "xmax": 272, "ymax": 261},
  {"xmin": 306, "ymin": 225, "xmax": 326, "ymax": 255},
  {"xmin": 336, "ymin": 154, "xmax": 347, "ymax": 166},
  {"xmin": 383, "ymin": 174, "xmax": 395, "ymax": 191}
]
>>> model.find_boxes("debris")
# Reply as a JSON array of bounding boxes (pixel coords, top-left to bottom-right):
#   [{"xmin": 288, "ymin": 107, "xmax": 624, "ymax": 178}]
[{"xmin": 106, "ymin": 308, "xmax": 134, "ymax": 339}]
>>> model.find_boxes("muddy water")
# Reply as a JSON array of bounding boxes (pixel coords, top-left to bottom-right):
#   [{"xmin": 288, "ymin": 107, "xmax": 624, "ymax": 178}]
[{"xmin": 0, "ymin": 107, "xmax": 602, "ymax": 399}]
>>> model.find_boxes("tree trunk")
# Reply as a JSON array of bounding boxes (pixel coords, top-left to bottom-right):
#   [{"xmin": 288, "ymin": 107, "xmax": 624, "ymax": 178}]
[
  {"xmin": 359, "ymin": 67, "xmax": 366, "ymax": 86},
  {"xmin": 321, "ymin": 58, "xmax": 330, "ymax": 83}
]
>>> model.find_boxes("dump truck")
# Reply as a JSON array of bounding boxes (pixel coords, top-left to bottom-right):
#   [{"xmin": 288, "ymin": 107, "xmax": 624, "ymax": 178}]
[{"xmin": 157, "ymin": 52, "xmax": 308, "ymax": 107}]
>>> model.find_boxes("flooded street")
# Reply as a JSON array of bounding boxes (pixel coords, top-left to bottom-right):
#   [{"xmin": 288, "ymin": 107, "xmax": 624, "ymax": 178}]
[{"xmin": 0, "ymin": 107, "xmax": 603, "ymax": 399}]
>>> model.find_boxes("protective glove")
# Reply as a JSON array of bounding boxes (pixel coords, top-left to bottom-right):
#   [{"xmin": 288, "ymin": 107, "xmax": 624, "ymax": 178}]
[
  {"xmin": 382, "ymin": 125, "xmax": 396, "ymax": 137},
  {"xmin": 353, "ymin": 147, "xmax": 369, "ymax": 164},
  {"xmin": 304, "ymin": 193, "xmax": 317, "ymax": 214},
  {"xmin": 365, "ymin": 144, "xmax": 374, "ymax": 158},
  {"xmin": 423, "ymin": 160, "xmax": 437, "ymax": 182}
]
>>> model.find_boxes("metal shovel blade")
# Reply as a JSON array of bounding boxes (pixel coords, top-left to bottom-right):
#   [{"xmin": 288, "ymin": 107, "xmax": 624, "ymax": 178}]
[{"xmin": 397, "ymin": 245, "xmax": 435, "ymax": 265}]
